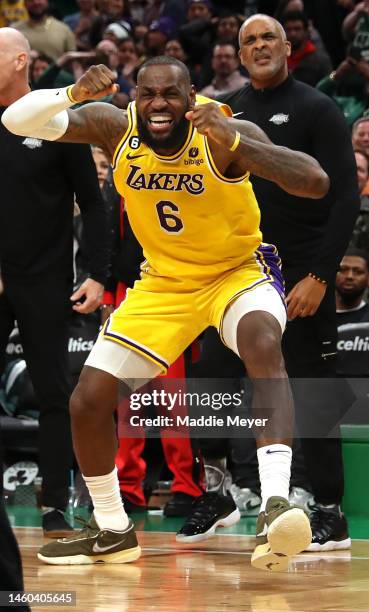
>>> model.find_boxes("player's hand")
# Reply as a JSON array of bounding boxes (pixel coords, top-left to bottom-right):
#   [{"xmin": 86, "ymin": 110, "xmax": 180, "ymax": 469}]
[
  {"xmin": 286, "ymin": 275, "xmax": 327, "ymax": 320},
  {"xmin": 70, "ymin": 64, "xmax": 119, "ymax": 102},
  {"xmin": 185, "ymin": 103, "xmax": 235, "ymax": 149},
  {"xmin": 70, "ymin": 278, "xmax": 104, "ymax": 314}
]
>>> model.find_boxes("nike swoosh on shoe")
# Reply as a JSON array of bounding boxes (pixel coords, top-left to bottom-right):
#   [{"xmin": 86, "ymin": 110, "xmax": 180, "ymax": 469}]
[{"xmin": 92, "ymin": 537, "xmax": 129, "ymax": 553}]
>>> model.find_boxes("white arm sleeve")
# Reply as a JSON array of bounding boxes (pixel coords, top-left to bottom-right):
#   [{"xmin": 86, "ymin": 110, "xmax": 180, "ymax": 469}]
[{"xmin": 1, "ymin": 87, "xmax": 75, "ymax": 141}]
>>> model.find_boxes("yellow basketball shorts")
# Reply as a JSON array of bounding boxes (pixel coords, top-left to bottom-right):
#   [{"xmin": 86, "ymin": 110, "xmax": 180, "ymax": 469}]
[{"xmin": 102, "ymin": 243, "xmax": 285, "ymax": 373}]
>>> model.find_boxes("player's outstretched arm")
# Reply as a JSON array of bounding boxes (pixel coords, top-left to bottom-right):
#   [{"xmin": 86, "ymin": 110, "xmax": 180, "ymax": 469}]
[
  {"xmin": 187, "ymin": 103, "xmax": 330, "ymax": 199},
  {"xmin": 1, "ymin": 65, "xmax": 128, "ymax": 158}
]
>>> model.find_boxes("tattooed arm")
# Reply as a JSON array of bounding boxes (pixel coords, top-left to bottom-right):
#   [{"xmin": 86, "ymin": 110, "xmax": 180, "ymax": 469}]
[
  {"xmin": 187, "ymin": 104, "xmax": 330, "ymax": 199},
  {"xmin": 62, "ymin": 103, "xmax": 127, "ymax": 160},
  {"xmin": 229, "ymin": 117, "xmax": 329, "ymax": 199},
  {"xmin": 59, "ymin": 65, "xmax": 127, "ymax": 157}
]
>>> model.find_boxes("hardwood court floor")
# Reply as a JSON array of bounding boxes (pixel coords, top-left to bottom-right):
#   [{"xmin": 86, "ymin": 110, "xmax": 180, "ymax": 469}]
[{"xmin": 18, "ymin": 527, "xmax": 369, "ymax": 612}]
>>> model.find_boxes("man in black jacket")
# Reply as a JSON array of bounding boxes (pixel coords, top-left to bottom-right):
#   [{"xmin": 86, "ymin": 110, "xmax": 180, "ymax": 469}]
[
  {"xmin": 0, "ymin": 28, "xmax": 108, "ymax": 536},
  {"xmin": 218, "ymin": 14, "xmax": 359, "ymax": 551}
]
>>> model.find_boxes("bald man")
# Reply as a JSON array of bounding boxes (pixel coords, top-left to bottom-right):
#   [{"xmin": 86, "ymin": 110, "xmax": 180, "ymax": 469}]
[
  {"xmin": 0, "ymin": 33, "xmax": 32, "ymax": 604},
  {"xmin": 215, "ymin": 13, "xmax": 359, "ymax": 552},
  {"xmin": 0, "ymin": 28, "xmax": 108, "ymax": 536},
  {"xmin": 0, "ymin": 27, "xmax": 30, "ymax": 98}
]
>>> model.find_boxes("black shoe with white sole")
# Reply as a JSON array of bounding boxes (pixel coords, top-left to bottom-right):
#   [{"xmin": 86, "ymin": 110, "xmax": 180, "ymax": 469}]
[
  {"xmin": 163, "ymin": 492, "xmax": 198, "ymax": 517},
  {"xmin": 306, "ymin": 504, "xmax": 351, "ymax": 552},
  {"xmin": 42, "ymin": 509, "xmax": 74, "ymax": 539},
  {"xmin": 176, "ymin": 492, "xmax": 240, "ymax": 543}
]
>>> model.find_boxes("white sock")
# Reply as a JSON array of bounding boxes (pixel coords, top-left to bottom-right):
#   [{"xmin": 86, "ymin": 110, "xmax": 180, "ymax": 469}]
[
  {"xmin": 83, "ymin": 466, "xmax": 129, "ymax": 531},
  {"xmin": 257, "ymin": 444, "xmax": 292, "ymax": 512}
]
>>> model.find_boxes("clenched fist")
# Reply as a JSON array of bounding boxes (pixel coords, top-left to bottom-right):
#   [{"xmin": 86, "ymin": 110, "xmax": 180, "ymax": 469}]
[
  {"xmin": 185, "ymin": 103, "xmax": 235, "ymax": 149},
  {"xmin": 70, "ymin": 64, "xmax": 119, "ymax": 103}
]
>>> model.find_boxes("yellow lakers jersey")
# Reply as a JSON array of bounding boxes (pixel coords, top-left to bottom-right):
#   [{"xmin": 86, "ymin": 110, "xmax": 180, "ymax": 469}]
[{"xmin": 112, "ymin": 99, "xmax": 262, "ymax": 282}]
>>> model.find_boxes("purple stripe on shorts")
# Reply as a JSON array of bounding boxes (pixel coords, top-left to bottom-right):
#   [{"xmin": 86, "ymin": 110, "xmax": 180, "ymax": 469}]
[
  {"xmin": 256, "ymin": 243, "xmax": 286, "ymax": 304},
  {"xmin": 103, "ymin": 330, "xmax": 168, "ymax": 370}
]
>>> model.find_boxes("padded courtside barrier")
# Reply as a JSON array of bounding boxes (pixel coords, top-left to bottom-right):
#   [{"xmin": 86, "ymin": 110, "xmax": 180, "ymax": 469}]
[{"xmin": 341, "ymin": 425, "xmax": 369, "ymax": 518}]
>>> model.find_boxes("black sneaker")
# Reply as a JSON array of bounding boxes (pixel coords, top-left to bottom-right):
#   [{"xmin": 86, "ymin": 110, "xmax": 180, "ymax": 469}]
[
  {"xmin": 120, "ymin": 493, "xmax": 147, "ymax": 514},
  {"xmin": 176, "ymin": 492, "xmax": 240, "ymax": 543},
  {"xmin": 42, "ymin": 509, "xmax": 74, "ymax": 539},
  {"xmin": 163, "ymin": 492, "xmax": 198, "ymax": 517},
  {"xmin": 306, "ymin": 504, "xmax": 351, "ymax": 552}
]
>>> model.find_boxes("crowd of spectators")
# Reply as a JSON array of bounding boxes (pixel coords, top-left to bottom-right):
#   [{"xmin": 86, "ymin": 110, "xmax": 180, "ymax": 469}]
[
  {"xmin": 1, "ymin": 0, "xmax": 369, "ymax": 532},
  {"xmin": 0, "ymin": 0, "xmax": 366, "ymax": 120},
  {"xmin": 0, "ymin": 0, "xmax": 365, "ymax": 119}
]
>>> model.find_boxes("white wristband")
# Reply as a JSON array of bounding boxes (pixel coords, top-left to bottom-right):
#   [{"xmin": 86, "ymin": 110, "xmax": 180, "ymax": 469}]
[{"xmin": 1, "ymin": 86, "xmax": 76, "ymax": 141}]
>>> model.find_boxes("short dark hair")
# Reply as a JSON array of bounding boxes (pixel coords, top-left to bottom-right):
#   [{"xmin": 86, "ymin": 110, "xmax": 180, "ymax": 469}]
[
  {"xmin": 213, "ymin": 42, "xmax": 238, "ymax": 56},
  {"xmin": 281, "ymin": 10, "xmax": 309, "ymax": 29},
  {"xmin": 137, "ymin": 55, "xmax": 190, "ymax": 85},
  {"xmin": 34, "ymin": 52, "xmax": 53, "ymax": 65},
  {"xmin": 343, "ymin": 248, "xmax": 369, "ymax": 270},
  {"xmin": 217, "ymin": 10, "xmax": 242, "ymax": 23}
]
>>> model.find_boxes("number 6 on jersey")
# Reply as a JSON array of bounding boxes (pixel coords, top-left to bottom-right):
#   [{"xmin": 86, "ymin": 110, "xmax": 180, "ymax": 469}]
[{"xmin": 156, "ymin": 200, "xmax": 184, "ymax": 233}]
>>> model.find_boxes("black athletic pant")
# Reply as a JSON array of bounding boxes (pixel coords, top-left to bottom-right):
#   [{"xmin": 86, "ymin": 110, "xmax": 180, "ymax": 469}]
[
  {"xmin": 197, "ymin": 283, "xmax": 354, "ymax": 504},
  {"xmin": 193, "ymin": 327, "xmax": 261, "ymax": 493},
  {"xmin": 0, "ymin": 274, "xmax": 73, "ymax": 510},
  {"xmin": 0, "ymin": 432, "xmax": 30, "ymax": 612},
  {"xmin": 283, "ymin": 281, "xmax": 354, "ymax": 505}
]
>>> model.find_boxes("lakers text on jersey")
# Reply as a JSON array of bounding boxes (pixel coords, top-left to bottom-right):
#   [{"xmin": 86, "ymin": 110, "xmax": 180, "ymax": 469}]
[{"xmin": 102, "ymin": 100, "xmax": 284, "ymax": 370}]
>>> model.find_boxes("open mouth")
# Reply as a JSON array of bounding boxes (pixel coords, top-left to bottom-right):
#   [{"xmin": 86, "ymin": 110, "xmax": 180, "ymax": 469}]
[
  {"xmin": 148, "ymin": 115, "xmax": 174, "ymax": 133},
  {"xmin": 254, "ymin": 55, "xmax": 271, "ymax": 64}
]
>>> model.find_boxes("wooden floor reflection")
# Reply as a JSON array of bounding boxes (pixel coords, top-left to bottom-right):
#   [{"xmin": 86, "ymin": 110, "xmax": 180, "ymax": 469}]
[{"xmin": 18, "ymin": 526, "xmax": 369, "ymax": 612}]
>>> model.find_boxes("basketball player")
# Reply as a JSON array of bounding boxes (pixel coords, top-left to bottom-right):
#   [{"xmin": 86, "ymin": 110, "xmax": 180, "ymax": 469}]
[{"xmin": 3, "ymin": 55, "xmax": 329, "ymax": 571}]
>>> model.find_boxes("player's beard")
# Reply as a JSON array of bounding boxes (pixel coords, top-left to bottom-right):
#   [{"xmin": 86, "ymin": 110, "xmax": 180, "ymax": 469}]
[
  {"xmin": 28, "ymin": 7, "xmax": 48, "ymax": 20},
  {"xmin": 137, "ymin": 113, "xmax": 190, "ymax": 152},
  {"xmin": 338, "ymin": 286, "xmax": 366, "ymax": 306}
]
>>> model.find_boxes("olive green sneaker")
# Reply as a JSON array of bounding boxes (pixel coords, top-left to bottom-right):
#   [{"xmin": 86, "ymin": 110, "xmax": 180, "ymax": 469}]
[
  {"xmin": 251, "ymin": 496, "xmax": 312, "ymax": 572},
  {"xmin": 37, "ymin": 515, "xmax": 141, "ymax": 565}
]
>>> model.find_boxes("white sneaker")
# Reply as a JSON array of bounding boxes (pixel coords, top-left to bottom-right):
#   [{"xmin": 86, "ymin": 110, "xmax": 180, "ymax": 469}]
[
  {"xmin": 289, "ymin": 487, "xmax": 315, "ymax": 515},
  {"xmin": 230, "ymin": 484, "xmax": 261, "ymax": 517}
]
